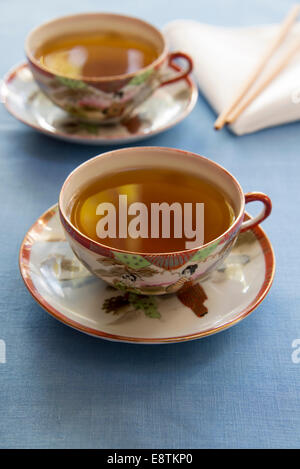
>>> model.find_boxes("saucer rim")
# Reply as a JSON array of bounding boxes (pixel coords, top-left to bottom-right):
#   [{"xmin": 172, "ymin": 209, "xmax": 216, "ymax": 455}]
[
  {"xmin": 2, "ymin": 62, "xmax": 198, "ymax": 145},
  {"xmin": 19, "ymin": 204, "xmax": 275, "ymax": 344}
]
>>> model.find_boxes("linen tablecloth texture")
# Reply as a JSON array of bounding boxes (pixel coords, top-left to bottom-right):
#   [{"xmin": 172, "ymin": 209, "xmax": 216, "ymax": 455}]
[
  {"xmin": 164, "ymin": 20, "xmax": 300, "ymax": 134},
  {"xmin": 0, "ymin": 0, "xmax": 300, "ymax": 449}
]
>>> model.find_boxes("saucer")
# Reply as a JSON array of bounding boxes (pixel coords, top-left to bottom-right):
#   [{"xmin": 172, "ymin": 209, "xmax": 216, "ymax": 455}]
[
  {"xmin": 19, "ymin": 205, "xmax": 275, "ymax": 344},
  {"xmin": 2, "ymin": 62, "xmax": 198, "ymax": 145}
]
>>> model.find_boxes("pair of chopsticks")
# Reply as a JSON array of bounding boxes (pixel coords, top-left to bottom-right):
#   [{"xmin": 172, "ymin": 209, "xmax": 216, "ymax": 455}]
[{"xmin": 214, "ymin": 4, "xmax": 300, "ymax": 130}]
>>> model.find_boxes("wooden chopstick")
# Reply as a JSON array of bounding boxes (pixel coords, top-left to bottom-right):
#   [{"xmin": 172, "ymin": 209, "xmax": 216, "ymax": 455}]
[
  {"xmin": 227, "ymin": 39, "xmax": 300, "ymax": 123},
  {"xmin": 214, "ymin": 4, "xmax": 300, "ymax": 130}
]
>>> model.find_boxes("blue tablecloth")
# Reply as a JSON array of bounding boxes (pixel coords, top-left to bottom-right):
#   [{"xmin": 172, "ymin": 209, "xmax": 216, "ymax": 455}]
[{"xmin": 0, "ymin": 0, "xmax": 299, "ymax": 449}]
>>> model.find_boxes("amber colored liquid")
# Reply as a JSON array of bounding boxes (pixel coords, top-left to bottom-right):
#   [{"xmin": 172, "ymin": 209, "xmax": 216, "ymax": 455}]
[
  {"xmin": 35, "ymin": 32, "xmax": 159, "ymax": 78},
  {"xmin": 70, "ymin": 168, "xmax": 235, "ymax": 253}
]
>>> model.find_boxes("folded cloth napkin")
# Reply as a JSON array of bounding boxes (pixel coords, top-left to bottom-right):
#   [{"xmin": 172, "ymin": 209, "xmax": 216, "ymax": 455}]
[{"xmin": 163, "ymin": 20, "xmax": 300, "ymax": 135}]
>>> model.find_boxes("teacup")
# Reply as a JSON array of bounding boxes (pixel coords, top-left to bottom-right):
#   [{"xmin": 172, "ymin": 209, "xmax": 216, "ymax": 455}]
[
  {"xmin": 25, "ymin": 13, "xmax": 193, "ymax": 124},
  {"xmin": 58, "ymin": 147, "xmax": 272, "ymax": 295}
]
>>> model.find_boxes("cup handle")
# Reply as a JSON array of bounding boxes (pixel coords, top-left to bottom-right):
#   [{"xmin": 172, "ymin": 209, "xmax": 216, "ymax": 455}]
[
  {"xmin": 159, "ymin": 52, "xmax": 193, "ymax": 86},
  {"xmin": 240, "ymin": 192, "xmax": 272, "ymax": 232}
]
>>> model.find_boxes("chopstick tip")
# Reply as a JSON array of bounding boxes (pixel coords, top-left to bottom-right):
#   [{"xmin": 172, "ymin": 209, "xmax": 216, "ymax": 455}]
[{"xmin": 214, "ymin": 121, "xmax": 224, "ymax": 130}]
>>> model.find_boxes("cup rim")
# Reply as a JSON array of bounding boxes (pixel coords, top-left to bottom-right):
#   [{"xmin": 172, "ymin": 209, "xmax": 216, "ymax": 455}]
[
  {"xmin": 25, "ymin": 12, "xmax": 168, "ymax": 83},
  {"xmin": 58, "ymin": 147, "xmax": 246, "ymax": 257}
]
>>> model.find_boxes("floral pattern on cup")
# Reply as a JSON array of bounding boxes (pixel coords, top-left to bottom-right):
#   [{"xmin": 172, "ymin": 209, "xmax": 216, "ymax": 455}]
[
  {"xmin": 28, "ymin": 62, "xmax": 164, "ymax": 123},
  {"xmin": 62, "ymin": 214, "xmax": 241, "ymax": 295}
]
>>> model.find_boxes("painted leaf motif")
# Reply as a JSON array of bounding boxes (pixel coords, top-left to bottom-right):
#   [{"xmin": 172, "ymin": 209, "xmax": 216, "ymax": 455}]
[
  {"xmin": 113, "ymin": 252, "xmax": 151, "ymax": 269},
  {"xmin": 102, "ymin": 289, "xmax": 161, "ymax": 319},
  {"xmin": 128, "ymin": 293, "xmax": 161, "ymax": 319},
  {"xmin": 128, "ymin": 69, "xmax": 153, "ymax": 86},
  {"xmin": 78, "ymin": 122, "xmax": 100, "ymax": 135},
  {"xmin": 56, "ymin": 76, "xmax": 87, "ymax": 89},
  {"xmin": 114, "ymin": 281, "xmax": 141, "ymax": 295},
  {"xmin": 191, "ymin": 241, "xmax": 220, "ymax": 262}
]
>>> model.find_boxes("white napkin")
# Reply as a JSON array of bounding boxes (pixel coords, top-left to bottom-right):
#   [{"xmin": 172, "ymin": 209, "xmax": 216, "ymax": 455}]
[{"xmin": 163, "ymin": 20, "xmax": 300, "ymax": 135}]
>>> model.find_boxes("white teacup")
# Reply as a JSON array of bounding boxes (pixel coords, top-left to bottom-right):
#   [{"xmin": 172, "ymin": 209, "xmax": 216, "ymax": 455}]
[{"xmin": 25, "ymin": 13, "xmax": 193, "ymax": 124}]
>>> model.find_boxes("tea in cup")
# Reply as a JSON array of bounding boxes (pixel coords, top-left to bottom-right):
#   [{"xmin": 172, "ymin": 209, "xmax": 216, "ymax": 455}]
[
  {"xmin": 59, "ymin": 147, "xmax": 272, "ymax": 295},
  {"xmin": 25, "ymin": 13, "xmax": 193, "ymax": 124}
]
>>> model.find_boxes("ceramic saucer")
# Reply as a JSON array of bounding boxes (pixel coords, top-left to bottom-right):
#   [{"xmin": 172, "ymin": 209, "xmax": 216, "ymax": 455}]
[
  {"xmin": 1, "ymin": 62, "xmax": 198, "ymax": 145},
  {"xmin": 19, "ymin": 205, "xmax": 275, "ymax": 344}
]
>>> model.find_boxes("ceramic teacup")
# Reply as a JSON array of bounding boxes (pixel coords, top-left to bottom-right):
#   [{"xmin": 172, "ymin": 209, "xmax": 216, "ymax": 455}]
[
  {"xmin": 59, "ymin": 147, "xmax": 272, "ymax": 295},
  {"xmin": 25, "ymin": 13, "xmax": 193, "ymax": 124}
]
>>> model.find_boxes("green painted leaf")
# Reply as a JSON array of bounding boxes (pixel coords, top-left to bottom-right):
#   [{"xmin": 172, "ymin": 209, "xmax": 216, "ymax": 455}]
[
  {"xmin": 128, "ymin": 69, "xmax": 153, "ymax": 86},
  {"xmin": 113, "ymin": 252, "xmax": 150, "ymax": 269},
  {"xmin": 191, "ymin": 240, "xmax": 220, "ymax": 262},
  {"xmin": 128, "ymin": 293, "xmax": 161, "ymax": 319},
  {"xmin": 114, "ymin": 282, "xmax": 141, "ymax": 295},
  {"xmin": 78, "ymin": 123, "xmax": 99, "ymax": 135},
  {"xmin": 56, "ymin": 76, "xmax": 87, "ymax": 89},
  {"xmin": 114, "ymin": 281, "xmax": 127, "ymax": 292}
]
